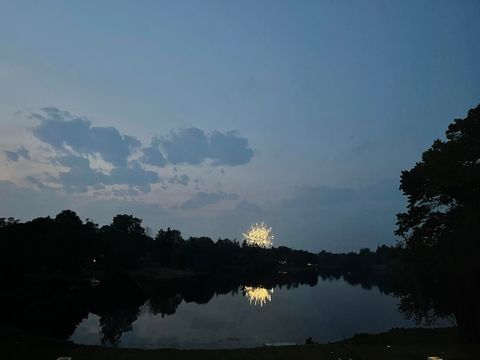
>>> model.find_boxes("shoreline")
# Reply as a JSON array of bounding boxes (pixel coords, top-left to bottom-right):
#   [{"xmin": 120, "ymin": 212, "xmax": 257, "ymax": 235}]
[{"xmin": 2, "ymin": 327, "xmax": 478, "ymax": 360}]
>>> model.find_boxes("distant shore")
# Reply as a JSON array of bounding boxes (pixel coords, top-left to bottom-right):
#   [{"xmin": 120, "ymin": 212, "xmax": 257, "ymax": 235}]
[{"xmin": 2, "ymin": 327, "xmax": 478, "ymax": 360}]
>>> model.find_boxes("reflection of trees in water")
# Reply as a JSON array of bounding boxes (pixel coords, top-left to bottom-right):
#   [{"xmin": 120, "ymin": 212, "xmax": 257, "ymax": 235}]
[
  {"xmin": 3, "ymin": 262, "xmax": 475, "ymax": 344},
  {"xmin": 0, "ymin": 280, "xmax": 91, "ymax": 340},
  {"xmin": 318, "ymin": 268, "xmax": 400, "ymax": 296},
  {"xmin": 0, "ymin": 271, "xmax": 320, "ymax": 345},
  {"xmin": 393, "ymin": 264, "xmax": 480, "ymax": 342},
  {"xmin": 148, "ymin": 294, "xmax": 183, "ymax": 317},
  {"xmin": 90, "ymin": 277, "xmax": 147, "ymax": 346},
  {"xmin": 318, "ymin": 264, "xmax": 472, "ymax": 338},
  {"xmin": 99, "ymin": 306, "xmax": 141, "ymax": 346},
  {"xmin": 91, "ymin": 273, "xmax": 319, "ymax": 344}
]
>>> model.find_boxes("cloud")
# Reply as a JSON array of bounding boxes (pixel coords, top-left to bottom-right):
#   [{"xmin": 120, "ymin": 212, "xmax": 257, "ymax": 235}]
[
  {"xmin": 4, "ymin": 107, "xmax": 256, "ymax": 200},
  {"xmin": 55, "ymin": 155, "xmax": 110, "ymax": 193},
  {"xmin": 208, "ymin": 131, "xmax": 254, "ymax": 166},
  {"xmin": 141, "ymin": 144, "xmax": 167, "ymax": 167},
  {"xmin": 161, "ymin": 128, "xmax": 209, "ymax": 165},
  {"xmin": 25, "ymin": 109, "xmax": 164, "ymax": 194},
  {"xmin": 4, "ymin": 151, "xmax": 19, "ymax": 162},
  {"xmin": 28, "ymin": 108, "xmax": 254, "ymax": 170},
  {"xmin": 16, "ymin": 147, "xmax": 31, "ymax": 159},
  {"xmin": 110, "ymin": 161, "xmax": 160, "ymax": 193},
  {"xmin": 50, "ymin": 156, "xmax": 160, "ymax": 194},
  {"xmin": 4, "ymin": 147, "xmax": 30, "ymax": 162},
  {"xmin": 167, "ymin": 174, "xmax": 189, "ymax": 186},
  {"xmin": 180, "ymin": 191, "xmax": 239, "ymax": 209},
  {"xmin": 160, "ymin": 128, "xmax": 253, "ymax": 166},
  {"xmin": 31, "ymin": 107, "xmax": 140, "ymax": 167}
]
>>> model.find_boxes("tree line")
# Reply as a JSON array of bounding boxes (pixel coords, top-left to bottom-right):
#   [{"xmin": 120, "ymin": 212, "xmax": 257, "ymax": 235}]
[
  {"xmin": 0, "ymin": 209, "xmax": 404, "ymax": 284},
  {"xmin": 0, "ymin": 211, "xmax": 319, "ymax": 280}
]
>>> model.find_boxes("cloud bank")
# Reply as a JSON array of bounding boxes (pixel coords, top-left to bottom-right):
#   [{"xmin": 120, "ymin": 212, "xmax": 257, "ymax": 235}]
[
  {"xmin": 7, "ymin": 107, "xmax": 254, "ymax": 196},
  {"xmin": 32, "ymin": 107, "xmax": 140, "ymax": 167},
  {"xmin": 159, "ymin": 128, "xmax": 254, "ymax": 166}
]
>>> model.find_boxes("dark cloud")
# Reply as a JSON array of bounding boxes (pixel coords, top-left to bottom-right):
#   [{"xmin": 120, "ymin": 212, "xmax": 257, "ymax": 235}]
[
  {"xmin": 180, "ymin": 191, "xmax": 238, "ymax": 209},
  {"xmin": 161, "ymin": 128, "xmax": 209, "ymax": 165},
  {"xmin": 4, "ymin": 147, "xmax": 30, "ymax": 162},
  {"xmin": 31, "ymin": 107, "xmax": 140, "ymax": 167},
  {"xmin": 160, "ymin": 128, "xmax": 253, "ymax": 166},
  {"xmin": 29, "ymin": 108, "xmax": 253, "ymax": 170},
  {"xmin": 4, "ymin": 151, "xmax": 19, "ymax": 162},
  {"xmin": 167, "ymin": 174, "xmax": 189, "ymax": 186},
  {"xmin": 51, "ymin": 156, "xmax": 160, "ymax": 194},
  {"xmin": 26, "ymin": 108, "xmax": 164, "ymax": 194},
  {"xmin": 208, "ymin": 131, "xmax": 254, "ymax": 166},
  {"xmin": 141, "ymin": 139, "xmax": 167, "ymax": 167},
  {"xmin": 10, "ymin": 107, "xmax": 255, "ymax": 198},
  {"xmin": 17, "ymin": 147, "xmax": 30, "ymax": 159},
  {"xmin": 110, "ymin": 161, "xmax": 160, "ymax": 193},
  {"xmin": 55, "ymin": 155, "xmax": 109, "ymax": 193}
]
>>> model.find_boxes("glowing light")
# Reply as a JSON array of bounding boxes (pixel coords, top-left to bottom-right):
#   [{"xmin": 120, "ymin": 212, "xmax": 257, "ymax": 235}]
[
  {"xmin": 243, "ymin": 286, "xmax": 274, "ymax": 307},
  {"xmin": 243, "ymin": 222, "xmax": 274, "ymax": 248}
]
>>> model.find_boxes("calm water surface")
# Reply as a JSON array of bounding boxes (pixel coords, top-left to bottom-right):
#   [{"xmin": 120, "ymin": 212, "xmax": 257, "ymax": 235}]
[{"xmin": 70, "ymin": 276, "xmax": 449, "ymax": 349}]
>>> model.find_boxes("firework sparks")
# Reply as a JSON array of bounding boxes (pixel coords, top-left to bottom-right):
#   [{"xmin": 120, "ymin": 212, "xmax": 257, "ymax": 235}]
[
  {"xmin": 243, "ymin": 222, "xmax": 274, "ymax": 248},
  {"xmin": 243, "ymin": 286, "xmax": 274, "ymax": 307}
]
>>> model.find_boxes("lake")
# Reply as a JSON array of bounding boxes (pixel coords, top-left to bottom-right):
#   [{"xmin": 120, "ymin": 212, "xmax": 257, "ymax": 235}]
[{"xmin": 70, "ymin": 275, "xmax": 450, "ymax": 349}]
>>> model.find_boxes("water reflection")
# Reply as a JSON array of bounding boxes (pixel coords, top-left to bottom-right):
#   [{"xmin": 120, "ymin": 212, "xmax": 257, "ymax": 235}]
[
  {"xmin": 243, "ymin": 286, "xmax": 274, "ymax": 307},
  {"xmin": 0, "ymin": 269, "xmax": 455, "ymax": 349}
]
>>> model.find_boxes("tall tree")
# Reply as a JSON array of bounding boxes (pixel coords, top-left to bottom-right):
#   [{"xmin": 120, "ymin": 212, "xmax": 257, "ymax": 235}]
[{"xmin": 396, "ymin": 104, "xmax": 480, "ymax": 341}]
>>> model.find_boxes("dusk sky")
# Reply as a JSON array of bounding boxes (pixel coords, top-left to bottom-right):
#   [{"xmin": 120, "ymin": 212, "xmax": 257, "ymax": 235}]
[{"xmin": 1, "ymin": 0, "xmax": 479, "ymax": 252}]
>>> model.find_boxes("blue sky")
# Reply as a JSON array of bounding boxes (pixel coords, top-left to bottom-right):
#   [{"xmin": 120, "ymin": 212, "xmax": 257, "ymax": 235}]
[{"xmin": 1, "ymin": 0, "xmax": 479, "ymax": 251}]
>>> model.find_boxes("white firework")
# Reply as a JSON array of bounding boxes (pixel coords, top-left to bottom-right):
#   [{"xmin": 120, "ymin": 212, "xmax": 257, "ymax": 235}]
[{"xmin": 243, "ymin": 222, "xmax": 274, "ymax": 248}]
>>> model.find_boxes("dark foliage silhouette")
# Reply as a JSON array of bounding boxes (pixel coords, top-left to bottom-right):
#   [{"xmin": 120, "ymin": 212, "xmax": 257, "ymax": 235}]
[{"xmin": 396, "ymin": 104, "xmax": 480, "ymax": 342}]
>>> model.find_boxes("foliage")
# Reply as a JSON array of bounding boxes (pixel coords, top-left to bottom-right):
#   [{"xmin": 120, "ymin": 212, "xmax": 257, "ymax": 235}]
[
  {"xmin": 395, "ymin": 104, "xmax": 480, "ymax": 341},
  {"xmin": 0, "ymin": 210, "xmax": 319, "ymax": 278}
]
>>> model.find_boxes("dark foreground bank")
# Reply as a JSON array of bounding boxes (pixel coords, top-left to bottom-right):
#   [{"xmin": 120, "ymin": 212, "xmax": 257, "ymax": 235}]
[{"xmin": 2, "ymin": 327, "xmax": 478, "ymax": 360}]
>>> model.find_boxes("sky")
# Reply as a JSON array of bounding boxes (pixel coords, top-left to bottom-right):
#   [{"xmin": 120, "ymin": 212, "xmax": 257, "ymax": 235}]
[{"xmin": 1, "ymin": 0, "xmax": 479, "ymax": 252}]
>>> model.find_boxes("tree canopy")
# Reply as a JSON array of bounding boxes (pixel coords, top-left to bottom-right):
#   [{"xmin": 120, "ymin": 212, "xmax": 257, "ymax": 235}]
[
  {"xmin": 396, "ymin": 104, "xmax": 480, "ymax": 341},
  {"xmin": 396, "ymin": 104, "xmax": 480, "ymax": 268}
]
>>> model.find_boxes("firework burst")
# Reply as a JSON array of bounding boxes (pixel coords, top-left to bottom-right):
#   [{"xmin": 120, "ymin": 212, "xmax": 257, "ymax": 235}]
[{"xmin": 243, "ymin": 222, "xmax": 274, "ymax": 248}]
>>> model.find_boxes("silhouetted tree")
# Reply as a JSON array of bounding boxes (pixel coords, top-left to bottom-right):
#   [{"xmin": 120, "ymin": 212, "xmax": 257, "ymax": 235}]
[
  {"xmin": 110, "ymin": 214, "xmax": 146, "ymax": 235},
  {"xmin": 153, "ymin": 227, "xmax": 184, "ymax": 267},
  {"xmin": 396, "ymin": 104, "xmax": 480, "ymax": 341},
  {"xmin": 102, "ymin": 214, "xmax": 149, "ymax": 273}
]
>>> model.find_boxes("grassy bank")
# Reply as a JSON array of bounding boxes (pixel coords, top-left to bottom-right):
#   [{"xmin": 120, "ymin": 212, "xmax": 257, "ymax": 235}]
[{"xmin": 2, "ymin": 327, "xmax": 478, "ymax": 360}]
